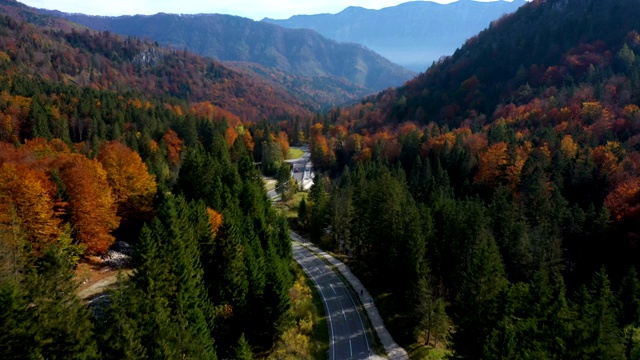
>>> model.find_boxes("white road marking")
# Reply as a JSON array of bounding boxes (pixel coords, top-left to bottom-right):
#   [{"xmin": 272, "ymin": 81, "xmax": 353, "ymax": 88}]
[
  {"xmin": 294, "ymin": 246, "xmax": 336, "ymax": 360},
  {"xmin": 349, "ymin": 339, "xmax": 353, "ymax": 357}
]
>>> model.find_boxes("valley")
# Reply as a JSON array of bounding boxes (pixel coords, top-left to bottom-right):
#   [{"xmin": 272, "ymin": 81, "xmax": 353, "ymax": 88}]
[{"xmin": 2, "ymin": 0, "xmax": 640, "ymax": 359}]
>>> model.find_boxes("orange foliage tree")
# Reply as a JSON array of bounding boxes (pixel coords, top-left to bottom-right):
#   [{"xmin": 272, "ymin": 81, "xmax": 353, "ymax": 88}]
[
  {"xmin": 0, "ymin": 162, "xmax": 60, "ymax": 253},
  {"xmin": 276, "ymin": 131, "xmax": 290, "ymax": 158},
  {"xmin": 475, "ymin": 142, "xmax": 509, "ymax": 188},
  {"xmin": 97, "ymin": 141, "xmax": 157, "ymax": 226},
  {"xmin": 226, "ymin": 126, "xmax": 239, "ymax": 148},
  {"xmin": 162, "ymin": 129, "xmax": 183, "ymax": 166},
  {"xmin": 58, "ymin": 154, "xmax": 119, "ymax": 254},
  {"xmin": 605, "ymin": 176, "xmax": 640, "ymax": 223}
]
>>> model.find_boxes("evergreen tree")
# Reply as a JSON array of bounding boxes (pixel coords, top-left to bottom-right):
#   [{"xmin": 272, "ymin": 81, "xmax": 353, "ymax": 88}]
[
  {"xmin": 275, "ymin": 165, "xmax": 293, "ymax": 200},
  {"xmin": 568, "ymin": 267, "xmax": 625, "ymax": 360},
  {"xmin": 297, "ymin": 196, "xmax": 307, "ymax": 228},
  {"xmin": 235, "ymin": 333, "xmax": 254, "ymax": 360},
  {"xmin": 0, "ymin": 242, "xmax": 99, "ymax": 360},
  {"xmin": 618, "ymin": 267, "xmax": 640, "ymax": 327},
  {"xmin": 451, "ymin": 234, "xmax": 508, "ymax": 360}
]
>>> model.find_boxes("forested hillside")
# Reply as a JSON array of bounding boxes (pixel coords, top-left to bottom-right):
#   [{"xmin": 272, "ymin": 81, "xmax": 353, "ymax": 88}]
[
  {"xmin": 0, "ymin": 4, "xmax": 303, "ymax": 359},
  {"xmin": 40, "ymin": 8, "xmax": 415, "ymax": 108},
  {"xmin": 0, "ymin": 0, "xmax": 311, "ymax": 121},
  {"xmin": 300, "ymin": 0, "xmax": 640, "ymax": 357}
]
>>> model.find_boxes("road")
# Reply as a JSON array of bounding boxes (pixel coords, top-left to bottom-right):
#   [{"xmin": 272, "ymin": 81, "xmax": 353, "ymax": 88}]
[
  {"xmin": 293, "ymin": 242, "xmax": 371, "ymax": 360},
  {"xmin": 286, "ymin": 146, "xmax": 314, "ymax": 190}
]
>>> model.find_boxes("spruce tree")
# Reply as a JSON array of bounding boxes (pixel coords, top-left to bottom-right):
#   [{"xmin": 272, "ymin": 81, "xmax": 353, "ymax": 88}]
[
  {"xmin": 235, "ymin": 333, "xmax": 254, "ymax": 360},
  {"xmin": 619, "ymin": 267, "xmax": 640, "ymax": 327},
  {"xmin": 0, "ymin": 243, "xmax": 99, "ymax": 360},
  {"xmin": 568, "ymin": 267, "xmax": 626, "ymax": 359},
  {"xmin": 451, "ymin": 234, "xmax": 508, "ymax": 360}
]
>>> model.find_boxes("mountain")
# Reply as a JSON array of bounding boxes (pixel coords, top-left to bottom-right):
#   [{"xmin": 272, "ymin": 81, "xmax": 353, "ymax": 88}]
[
  {"xmin": 263, "ymin": 0, "xmax": 526, "ymax": 72},
  {"xmin": 38, "ymin": 10, "xmax": 416, "ymax": 107},
  {"xmin": 365, "ymin": 0, "xmax": 640, "ymax": 128},
  {"xmin": 0, "ymin": 0, "xmax": 312, "ymax": 122}
]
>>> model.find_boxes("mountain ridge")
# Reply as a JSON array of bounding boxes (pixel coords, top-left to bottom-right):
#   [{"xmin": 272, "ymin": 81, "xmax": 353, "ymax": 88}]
[
  {"xmin": 0, "ymin": 1, "xmax": 315, "ymax": 122},
  {"xmin": 36, "ymin": 8, "xmax": 416, "ymax": 108},
  {"xmin": 263, "ymin": 0, "xmax": 527, "ymax": 71}
]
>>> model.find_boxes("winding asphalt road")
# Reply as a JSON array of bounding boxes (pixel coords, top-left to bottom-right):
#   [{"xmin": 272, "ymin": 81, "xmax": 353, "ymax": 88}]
[{"xmin": 293, "ymin": 242, "xmax": 371, "ymax": 360}]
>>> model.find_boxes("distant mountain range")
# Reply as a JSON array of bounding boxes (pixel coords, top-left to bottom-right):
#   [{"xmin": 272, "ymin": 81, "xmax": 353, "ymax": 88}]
[
  {"xmin": 263, "ymin": 0, "xmax": 526, "ymax": 72},
  {"xmin": 39, "ymin": 10, "xmax": 416, "ymax": 108}
]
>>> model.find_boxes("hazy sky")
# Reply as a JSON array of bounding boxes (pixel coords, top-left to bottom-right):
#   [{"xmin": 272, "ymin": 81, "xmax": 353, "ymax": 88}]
[{"xmin": 18, "ymin": 0, "xmax": 512, "ymax": 20}]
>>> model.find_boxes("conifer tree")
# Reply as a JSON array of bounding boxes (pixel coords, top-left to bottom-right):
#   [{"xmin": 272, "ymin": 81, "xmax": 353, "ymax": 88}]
[
  {"xmin": 235, "ymin": 333, "xmax": 254, "ymax": 360},
  {"xmin": 568, "ymin": 267, "xmax": 625, "ymax": 359},
  {"xmin": 619, "ymin": 267, "xmax": 640, "ymax": 327},
  {"xmin": 451, "ymin": 234, "xmax": 508, "ymax": 360},
  {"xmin": 0, "ymin": 242, "xmax": 99, "ymax": 359}
]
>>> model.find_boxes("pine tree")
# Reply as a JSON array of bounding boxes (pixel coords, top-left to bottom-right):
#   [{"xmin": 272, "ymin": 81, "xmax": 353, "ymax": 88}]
[{"xmin": 297, "ymin": 196, "xmax": 307, "ymax": 228}]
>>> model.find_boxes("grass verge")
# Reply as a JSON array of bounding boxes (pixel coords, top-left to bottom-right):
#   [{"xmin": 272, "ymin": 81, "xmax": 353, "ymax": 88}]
[
  {"xmin": 274, "ymin": 192, "xmax": 306, "ymax": 219},
  {"xmin": 266, "ymin": 262, "xmax": 329, "ymax": 359},
  {"xmin": 287, "ymin": 148, "xmax": 305, "ymax": 159},
  {"xmin": 263, "ymin": 179, "xmax": 276, "ymax": 192}
]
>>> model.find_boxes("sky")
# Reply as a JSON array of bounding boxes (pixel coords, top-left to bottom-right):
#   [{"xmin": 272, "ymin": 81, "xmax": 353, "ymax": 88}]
[{"xmin": 18, "ymin": 0, "xmax": 512, "ymax": 20}]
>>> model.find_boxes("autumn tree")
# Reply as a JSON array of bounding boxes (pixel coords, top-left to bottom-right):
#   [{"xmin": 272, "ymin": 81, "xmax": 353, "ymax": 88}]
[
  {"xmin": 97, "ymin": 141, "xmax": 157, "ymax": 232},
  {"xmin": 0, "ymin": 162, "xmax": 60, "ymax": 253},
  {"xmin": 57, "ymin": 154, "xmax": 119, "ymax": 254},
  {"xmin": 162, "ymin": 129, "xmax": 183, "ymax": 166}
]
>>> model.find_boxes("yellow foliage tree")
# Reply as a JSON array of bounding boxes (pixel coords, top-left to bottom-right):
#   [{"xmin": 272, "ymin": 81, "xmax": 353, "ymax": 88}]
[
  {"xmin": 475, "ymin": 142, "xmax": 509, "ymax": 188},
  {"xmin": 207, "ymin": 208, "xmax": 223, "ymax": 238},
  {"xmin": 97, "ymin": 141, "xmax": 157, "ymax": 226}
]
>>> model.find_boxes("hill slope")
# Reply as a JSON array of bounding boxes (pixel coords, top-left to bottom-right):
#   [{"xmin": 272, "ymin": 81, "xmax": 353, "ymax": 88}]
[
  {"xmin": 39, "ymin": 10, "xmax": 416, "ymax": 105},
  {"xmin": 0, "ymin": 0, "xmax": 311, "ymax": 121},
  {"xmin": 357, "ymin": 0, "xmax": 640, "ymax": 128},
  {"xmin": 303, "ymin": 0, "xmax": 640, "ymax": 357},
  {"xmin": 264, "ymin": 0, "xmax": 526, "ymax": 71}
]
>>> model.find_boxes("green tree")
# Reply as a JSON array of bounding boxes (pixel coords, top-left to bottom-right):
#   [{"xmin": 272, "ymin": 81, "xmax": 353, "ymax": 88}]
[
  {"xmin": 451, "ymin": 234, "xmax": 508, "ymax": 360},
  {"xmin": 619, "ymin": 267, "xmax": 640, "ymax": 327},
  {"xmin": 568, "ymin": 267, "xmax": 626, "ymax": 360},
  {"xmin": 297, "ymin": 196, "xmax": 307, "ymax": 228},
  {"xmin": 0, "ymin": 242, "xmax": 99, "ymax": 360},
  {"xmin": 235, "ymin": 333, "xmax": 254, "ymax": 360},
  {"xmin": 275, "ymin": 165, "xmax": 293, "ymax": 200}
]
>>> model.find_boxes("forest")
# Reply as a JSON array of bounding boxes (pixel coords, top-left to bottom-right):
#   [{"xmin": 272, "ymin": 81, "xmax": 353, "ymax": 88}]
[
  {"xmin": 0, "ymin": 23, "xmax": 299, "ymax": 357},
  {"xmin": 295, "ymin": 0, "xmax": 640, "ymax": 358},
  {"xmin": 3, "ymin": 0, "xmax": 640, "ymax": 359}
]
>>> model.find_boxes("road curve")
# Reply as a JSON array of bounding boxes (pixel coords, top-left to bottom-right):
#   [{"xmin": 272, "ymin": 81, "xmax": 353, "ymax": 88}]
[{"xmin": 293, "ymin": 242, "xmax": 371, "ymax": 359}]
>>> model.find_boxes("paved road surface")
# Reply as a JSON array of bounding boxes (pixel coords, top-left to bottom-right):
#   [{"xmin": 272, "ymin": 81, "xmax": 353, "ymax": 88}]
[
  {"xmin": 286, "ymin": 146, "xmax": 314, "ymax": 189},
  {"xmin": 293, "ymin": 242, "xmax": 371, "ymax": 360},
  {"xmin": 292, "ymin": 232, "xmax": 409, "ymax": 360}
]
